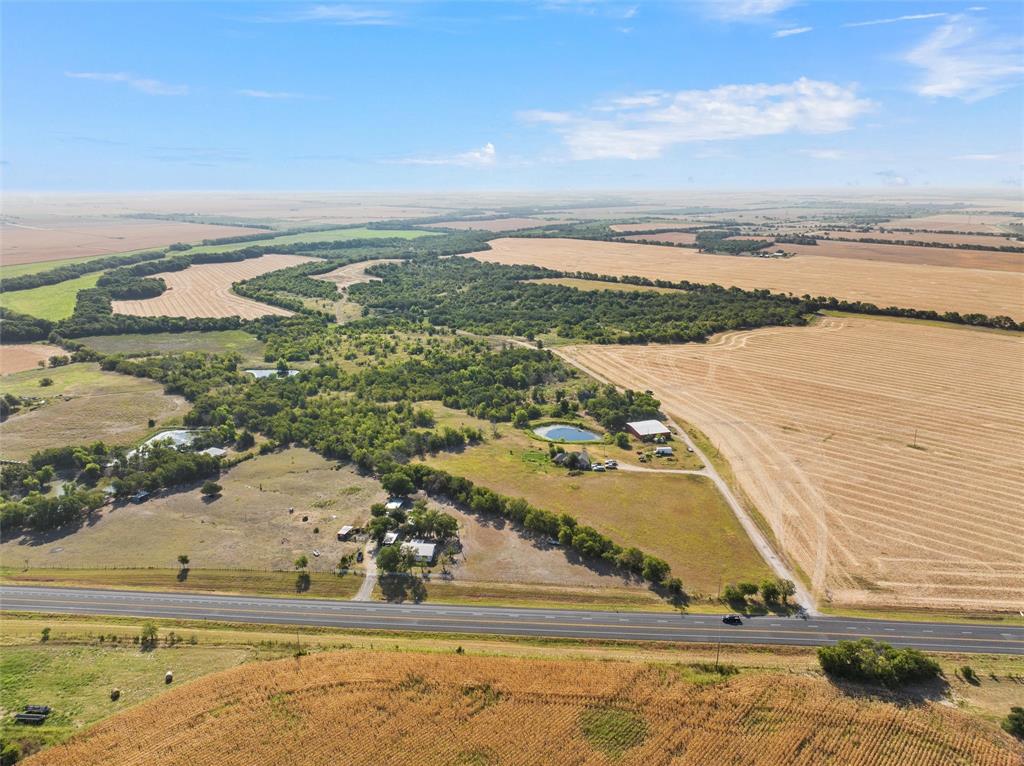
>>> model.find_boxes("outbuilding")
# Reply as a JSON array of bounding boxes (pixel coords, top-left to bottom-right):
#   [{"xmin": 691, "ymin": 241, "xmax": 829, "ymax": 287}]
[
  {"xmin": 402, "ymin": 540, "xmax": 438, "ymax": 565},
  {"xmin": 199, "ymin": 447, "xmax": 227, "ymax": 458},
  {"xmin": 337, "ymin": 525, "xmax": 354, "ymax": 541},
  {"xmin": 382, "ymin": 531, "xmax": 400, "ymax": 546},
  {"xmin": 625, "ymin": 420, "xmax": 671, "ymax": 440}
]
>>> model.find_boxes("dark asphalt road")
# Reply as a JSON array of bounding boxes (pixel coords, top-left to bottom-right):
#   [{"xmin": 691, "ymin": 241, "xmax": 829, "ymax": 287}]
[{"xmin": 2, "ymin": 585, "xmax": 1022, "ymax": 654}]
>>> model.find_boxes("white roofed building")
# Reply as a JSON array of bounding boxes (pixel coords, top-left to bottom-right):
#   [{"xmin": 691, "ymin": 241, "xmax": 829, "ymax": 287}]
[{"xmin": 625, "ymin": 420, "xmax": 671, "ymax": 440}]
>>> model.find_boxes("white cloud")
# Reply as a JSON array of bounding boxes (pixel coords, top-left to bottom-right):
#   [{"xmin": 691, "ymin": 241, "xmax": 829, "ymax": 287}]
[
  {"xmin": 799, "ymin": 148, "xmax": 845, "ymax": 160},
  {"xmin": 390, "ymin": 142, "xmax": 497, "ymax": 167},
  {"xmin": 249, "ymin": 4, "xmax": 398, "ymax": 25},
  {"xmin": 704, "ymin": 0, "xmax": 796, "ymax": 20},
  {"xmin": 65, "ymin": 71, "xmax": 188, "ymax": 96},
  {"xmin": 905, "ymin": 15, "xmax": 1024, "ymax": 101},
  {"xmin": 773, "ymin": 26, "xmax": 812, "ymax": 38},
  {"xmin": 522, "ymin": 78, "xmax": 873, "ymax": 161},
  {"xmin": 952, "ymin": 153, "xmax": 1001, "ymax": 161},
  {"xmin": 237, "ymin": 89, "xmax": 319, "ymax": 100},
  {"xmin": 844, "ymin": 12, "xmax": 947, "ymax": 28}
]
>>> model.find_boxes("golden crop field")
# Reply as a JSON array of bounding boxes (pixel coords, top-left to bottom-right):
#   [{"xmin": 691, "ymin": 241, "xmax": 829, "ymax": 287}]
[
  {"xmin": 110, "ymin": 254, "xmax": 316, "ymax": 319},
  {"xmin": 781, "ymin": 240, "xmax": 1022, "ymax": 272},
  {"xmin": 560, "ymin": 317, "xmax": 1024, "ymax": 612},
  {"xmin": 620, "ymin": 231, "xmax": 698, "ymax": 245},
  {"xmin": 0, "ymin": 343, "xmax": 64, "ymax": 375},
  {"xmin": 477, "ymin": 237, "xmax": 1024, "ymax": 319},
  {"xmin": 30, "ymin": 650, "xmax": 1022, "ymax": 766},
  {"xmin": 817, "ymin": 229, "xmax": 1024, "ymax": 249}
]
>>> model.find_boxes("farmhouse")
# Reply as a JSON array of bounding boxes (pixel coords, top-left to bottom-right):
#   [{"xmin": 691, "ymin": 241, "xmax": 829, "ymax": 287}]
[
  {"xmin": 626, "ymin": 420, "xmax": 671, "ymax": 440},
  {"xmin": 402, "ymin": 540, "xmax": 438, "ymax": 565}
]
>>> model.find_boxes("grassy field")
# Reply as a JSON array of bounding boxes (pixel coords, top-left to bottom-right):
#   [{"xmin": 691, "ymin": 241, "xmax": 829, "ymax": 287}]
[
  {"xmin": 0, "ymin": 363, "xmax": 189, "ymax": 459},
  {"xmin": 0, "ymin": 273, "xmax": 101, "ymax": 320},
  {"xmin": 0, "ymin": 249, "xmax": 153, "ymax": 279},
  {"xmin": 184, "ymin": 227, "xmax": 435, "ymax": 254},
  {"xmin": 422, "ymin": 410, "xmax": 770, "ymax": 598},
  {"xmin": 23, "ymin": 648, "xmax": 1022, "ymax": 766},
  {"xmin": 77, "ymin": 329, "xmax": 266, "ymax": 363},
  {"xmin": 0, "ymin": 448, "xmax": 382, "ymax": 573},
  {"xmin": 527, "ymin": 277, "xmax": 679, "ymax": 294},
  {"xmin": 0, "ymin": 568, "xmax": 362, "ymax": 599}
]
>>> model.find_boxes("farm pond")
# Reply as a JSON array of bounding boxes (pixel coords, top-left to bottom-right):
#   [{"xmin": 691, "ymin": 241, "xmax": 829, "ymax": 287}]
[{"xmin": 533, "ymin": 423, "xmax": 601, "ymax": 442}]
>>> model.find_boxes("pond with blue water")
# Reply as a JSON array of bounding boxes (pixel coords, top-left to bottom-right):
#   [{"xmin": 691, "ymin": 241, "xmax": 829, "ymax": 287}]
[{"xmin": 533, "ymin": 423, "xmax": 601, "ymax": 442}]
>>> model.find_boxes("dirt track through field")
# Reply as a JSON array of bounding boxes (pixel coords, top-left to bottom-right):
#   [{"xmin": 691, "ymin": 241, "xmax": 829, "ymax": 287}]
[
  {"xmin": 313, "ymin": 259, "xmax": 403, "ymax": 291},
  {"xmin": 478, "ymin": 237, "xmax": 1024, "ymax": 319},
  {"xmin": 561, "ymin": 317, "xmax": 1024, "ymax": 611},
  {"xmin": 111, "ymin": 254, "xmax": 316, "ymax": 319}
]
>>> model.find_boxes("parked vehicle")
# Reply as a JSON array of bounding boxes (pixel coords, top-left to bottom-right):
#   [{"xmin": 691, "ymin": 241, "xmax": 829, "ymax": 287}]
[
  {"xmin": 592, "ymin": 463, "xmax": 606, "ymax": 472},
  {"xmin": 604, "ymin": 460, "xmax": 618, "ymax": 469}
]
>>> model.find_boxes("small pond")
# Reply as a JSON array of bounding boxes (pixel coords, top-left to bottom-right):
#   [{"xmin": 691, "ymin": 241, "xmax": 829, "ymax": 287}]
[
  {"xmin": 533, "ymin": 423, "xmax": 601, "ymax": 442},
  {"xmin": 246, "ymin": 368, "xmax": 299, "ymax": 379}
]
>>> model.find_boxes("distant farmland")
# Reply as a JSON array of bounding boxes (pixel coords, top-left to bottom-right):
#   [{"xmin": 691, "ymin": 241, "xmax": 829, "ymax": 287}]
[
  {"xmin": 0, "ymin": 219, "xmax": 272, "ymax": 266},
  {"xmin": 30, "ymin": 650, "xmax": 1022, "ymax": 766},
  {"xmin": 477, "ymin": 237, "xmax": 1024, "ymax": 319},
  {"xmin": 561, "ymin": 316, "xmax": 1024, "ymax": 612},
  {"xmin": 111, "ymin": 254, "xmax": 317, "ymax": 319}
]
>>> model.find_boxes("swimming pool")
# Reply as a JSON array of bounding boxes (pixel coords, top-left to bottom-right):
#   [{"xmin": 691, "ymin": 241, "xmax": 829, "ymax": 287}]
[{"xmin": 533, "ymin": 423, "xmax": 601, "ymax": 442}]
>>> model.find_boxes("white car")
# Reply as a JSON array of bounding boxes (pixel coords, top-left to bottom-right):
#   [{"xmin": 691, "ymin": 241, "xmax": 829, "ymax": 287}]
[
  {"xmin": 592, "ymin": 464, "xmax": 606, "ymax": 472},
  {"xmin": 604, "ymin": 460, "xmax": 618, "ymax": 469}
]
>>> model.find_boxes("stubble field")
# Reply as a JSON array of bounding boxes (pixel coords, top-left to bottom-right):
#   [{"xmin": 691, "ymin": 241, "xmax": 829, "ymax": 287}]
[
  {"xmin": 780, "ymin": 240, "xmax": 1022, "ymax": 272},
  {"xmin": 0, "ymin": 344, "xmax": 65, "ymax": 375},
  {"xmin": 0, "ymin": 219, "xmax": 271, "ymax": 266},
  {"xmin": 110, "ymin": 254, "xmax": 316, "ymax": 319},
  {"xmin": 560, "ymin": 316, "xmax": 1024, "ymax": 612},
  {"xmin": 477, "ymin": 237, "xmax": 1024, "ymax": 319},
  {"xmin": 29, "ymin": 650, "xmax": 1023, "ymax": 766}
]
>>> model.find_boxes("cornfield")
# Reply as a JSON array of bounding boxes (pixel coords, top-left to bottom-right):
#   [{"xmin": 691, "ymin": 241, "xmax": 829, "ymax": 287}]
[{"xmin": 29, "ymin": 651, "xmax": 1022, "ymax": 766}]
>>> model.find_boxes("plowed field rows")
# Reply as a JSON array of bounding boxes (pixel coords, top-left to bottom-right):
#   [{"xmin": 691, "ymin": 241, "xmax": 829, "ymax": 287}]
[
  {"xmin": 561, "ymin": 317, "xmax": 1024, "ymax": 611},
  {"xmin": 111, "ymin": 254, "xmax": 316, "ymax": 319},
  {"xmin": 29, "ymin": 651, "xmax": 1022, "ymax": 766},
  {"xmin": 477, "ymin": 237, "xmax": 1024, "ymax": 319}
]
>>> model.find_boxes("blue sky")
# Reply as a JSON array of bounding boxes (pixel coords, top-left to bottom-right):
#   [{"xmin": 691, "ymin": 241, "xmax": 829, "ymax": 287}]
[{"xmin": 2, "ymin": 1, "xmax": 1022, "ymax": 191}]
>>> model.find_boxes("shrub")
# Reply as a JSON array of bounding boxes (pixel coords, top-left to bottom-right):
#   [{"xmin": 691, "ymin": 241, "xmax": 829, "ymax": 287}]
[
  {"xmin": 817, "ymin": 639, "xmax": 940, "ymax": 688},
  {"xmin": 1002, "ymin": 706, "xmax": 1024, "ymax": 739}
]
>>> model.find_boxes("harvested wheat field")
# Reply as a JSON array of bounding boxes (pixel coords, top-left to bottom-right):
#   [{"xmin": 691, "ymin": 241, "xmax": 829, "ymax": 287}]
[
  {"xmin": 28, "ymin": 650, "xmax": 1022, "ymax": 766},
  {"xmin": 478, "ymin": 237, "xmax": 1024, "ymax": 319},
  {"xmin": 781, "ymin": 240, "xmax": 1022, "ymax": 272},
  {"xmin": 0, "ymin": 219, "xmax": 271, "ymax": 266},
  {"xmin": 111, "ymin": 254, "xmax": 316, "ymax": 319},
  {"xmin": 0, "ymin": 344, "xmax": 64, "ymax": 375},
  {"xmin": 423, "ymin": 217, "xmax": 547, "ymax": 232},
  {"xmin": 314, "ymin": 258, "xmax": 403, "ymax": 290},
  {"xmin": 560, "ymin": 316, "xmax": 1024, "ymax": 612},
  {"xmin": 818, "ymin": 230, "xmax": 1024, "ymax": 249}
]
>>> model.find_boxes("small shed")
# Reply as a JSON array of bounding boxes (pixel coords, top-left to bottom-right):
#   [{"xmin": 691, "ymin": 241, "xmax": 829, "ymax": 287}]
[
  {"xmin": 337, "ymin": 525, "xmax": 354, "ymax": 541},
  {"xmin": 626, "ymin": 420, "xmax": 671, "ymax": 440},
  {"xmin": 382, "ymin": 531, "xmax": 400, "ymax": 546},
  {"xmin": 199, "ymin": 447, "xmax": 227, "ymax": 458},
  {"xmin": 384, "ymin": 499, "xmax": 405, "ymax": 512}
]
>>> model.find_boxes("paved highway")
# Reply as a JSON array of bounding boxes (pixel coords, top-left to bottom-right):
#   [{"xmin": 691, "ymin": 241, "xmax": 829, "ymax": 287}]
[{"xmin": 3, "ymin": 585, "xmax": 1022, "ymax": 654}]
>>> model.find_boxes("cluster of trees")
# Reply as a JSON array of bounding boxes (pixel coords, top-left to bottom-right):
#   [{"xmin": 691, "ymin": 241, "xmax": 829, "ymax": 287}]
[
  {"xmin": 351, "ymin": 258, "xmax": 809, "ymax": 344},
  {"xmin": 723, "ymin": 577, "xmax": 797, "ymax": 607},
  {"xmin": 368, "ymin": 497, "xmax": 460, "ymax": 549},
  {"xmin": 578, "ymin": 385, "xmax": 660, "ymax": 432},
  {"xmin": 0, "ymin": 485, "xmax": 107, "ymax": 535},
  {"xmin": 0, "ymin": 250, "xmax": 165, "ymax": 293},
  {"xmin": 98, "ymin": 352, "xmax": 248, "ymax": 401},
  {"xmin": 817, "ymin": 638, "xmax": 941, "ymax": 688},
  {"xmin": 695, "ymin": 229, "xmax": 774, "ymax": 255},
  {"xmin": 0, "ymin": 308, "xmax": 53, "ymax": 343},
  {"xmin": 382, "ymin": 462, "xmax": 678, "ymax": 591}
]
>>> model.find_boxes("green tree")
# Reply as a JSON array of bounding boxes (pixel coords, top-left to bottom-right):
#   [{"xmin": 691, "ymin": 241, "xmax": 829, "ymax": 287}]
[
  {"xmin": 377, "ymin": 544, "xmax": 413, "ymax": 574},
  {"xmin": 1002, "ymin": 707, "xmax": 1024, "ymax": 739},
  {"xmin": 200, "ymin": 480, "xmax": 222, "ymax": 498},
  {"xmin": 40, "ymin": 627, "xmax": 51, "ymax": 642},
  {"xmin": 381, "ymin": 472, "xmax": 414, "ymax": 497},
  {"xmin": 1, "ymin": 741, "xmax": 22, "ymax": 766},
  {"xmin": 294, "ymin": 554, "xmax": 308, "ymax": 571},
  {"xmin": 80, "ymin": 462, "xmax": 102, "ymax": 485},
  {"xmin": 615, "ymin": 432, "xmax": 630, "ymax": 449},
  {"xmin": 177, "ymin": 554, "xmax": 190, "ymax": 570},
  {"xmin": 39, "ymin": 377, "xmax": 53, "ymax": 387},
  {"xmin": 760, "ymin": 578, "xmax": 781, "ymax": 604},
  {"xmin": 817, "ymin": 639, "xmax": 940, "ymax": 688},
  {"xmin": 140, "ymin": 621, "xmax": 158, "ymax": 649}
]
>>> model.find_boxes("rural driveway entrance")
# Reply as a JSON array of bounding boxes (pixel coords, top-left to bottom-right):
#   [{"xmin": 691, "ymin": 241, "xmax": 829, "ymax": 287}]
[{"xmin": 353, "ymin": 542, "xmax": 377, "ymax": 601}]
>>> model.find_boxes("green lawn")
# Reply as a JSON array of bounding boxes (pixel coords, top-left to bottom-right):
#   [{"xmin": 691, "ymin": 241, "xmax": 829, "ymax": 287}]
[
  {"xmin": 77, "ymin": 330, "xmax": 266, "ymax": 363},
  {"xmin": 0, "ymin": 250, "xmax": 153, "ymax": 279},
  {"xmin": 0, "ymin": 272, "xmax": 100, "ymax": 320},
  {"xmin": 185, "ymin": 227, "xmax": 435, "ymax": 254}
]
